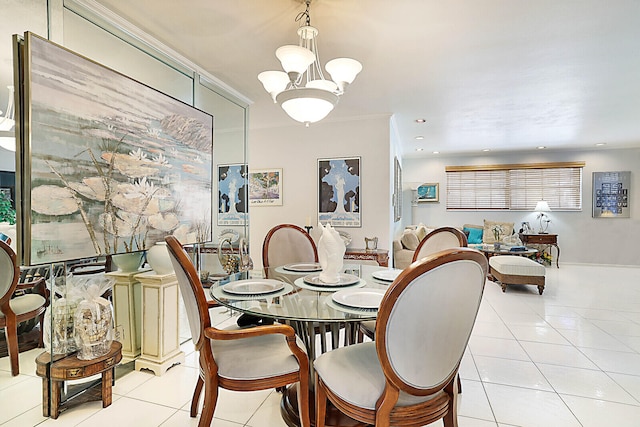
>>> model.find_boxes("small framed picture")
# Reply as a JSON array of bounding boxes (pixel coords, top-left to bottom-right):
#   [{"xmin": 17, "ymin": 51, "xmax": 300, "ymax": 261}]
[{"xmin": 417, "ymin": 183, "xmax": 439, "ymax": 203}]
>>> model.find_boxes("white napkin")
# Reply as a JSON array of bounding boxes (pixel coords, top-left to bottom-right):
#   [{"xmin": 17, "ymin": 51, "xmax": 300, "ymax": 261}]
[{"xmin": 317, "ymin": 223, "xmax": 346, "ymax": 284}]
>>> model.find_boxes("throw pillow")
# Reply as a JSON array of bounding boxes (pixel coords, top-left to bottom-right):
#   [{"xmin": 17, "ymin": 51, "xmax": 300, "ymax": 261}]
[
  {"xmin": 401, "ymin": 229, "xmax": 420, "ymax": 250},
  {"xmin": 483, "ymin": 220, "xmax": 515, "ymax": 244},
  {"xmin": 463, "ymin": 227, "xmax": 483, "ymax": 244},
  {"xmin": 415, "ymin": 223, "xmax": 428, "ymax": 241}
]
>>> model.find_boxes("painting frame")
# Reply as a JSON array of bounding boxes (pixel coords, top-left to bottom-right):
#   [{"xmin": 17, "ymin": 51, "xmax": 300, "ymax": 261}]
[
  {"xmin": 16, "ymin": 32, "xmax": 214, "ymax": 265},
  {"xmin": 249, "ymin": 168, "xmax": 283, "ymax": 206},
  {"xmin": 417, "ymin": 183, "xmax": 439, "ymax": 203},
  {"xmin": 217, "ymin": 163, "xmax": 248, "ymax": 226},
  {"xmin": 318, "ymin": 157, "xmax": 361, "ymax": 228},
  {"xmin": 393, "ymin": 157, "xmax": 402, "ymax": 222},
  {"xmin": 592, "ymin": 171, "xmax": 630, "ymax": 218}
]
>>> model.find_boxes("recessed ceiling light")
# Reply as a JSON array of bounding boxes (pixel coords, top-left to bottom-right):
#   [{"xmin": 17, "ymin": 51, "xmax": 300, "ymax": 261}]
[
  {"xmin": 537, "ymin": 146, "xmax": 546, "ymax": 150},
  {"xmin": 482, "ymin": 149, "xmax": 490, "ymax": 152},
  {"xmin": 432, "ymin": 151, "xmax": 439, "ymax": 154},
  {"xmin": 415, "ymin": 136, "xmax": 424, "ymax": 140},
  {"xmin": 595, "ymin": 143, "xmax": 607, "ymax": 146},
  {"xmin": 415, "ymin": 119, "xmax": 426, "ymax": 123},
  {"xmin": 415, "ymin": 148, "xmax": 424, "ymax": 152}
]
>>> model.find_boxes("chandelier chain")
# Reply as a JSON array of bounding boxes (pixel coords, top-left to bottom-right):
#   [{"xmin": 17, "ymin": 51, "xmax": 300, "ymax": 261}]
[{"xmin": 295, "ymin": 0, "xmax": 312, "ymax": 27}]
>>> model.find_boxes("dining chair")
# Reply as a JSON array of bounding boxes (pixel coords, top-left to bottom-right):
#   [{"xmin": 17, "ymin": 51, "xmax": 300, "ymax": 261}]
[
  {"xmin": 0, "ymin": 240, "xmax": 48, "ymax": 376},
  {"xmin": 412, "ymin": 226, "xmax": 468, "ymax": 263},
  {"xmin": 315, "ymin": 247, "xmax": 487, "ymax": 427},
  {"xmin": 262, "ymin": 224, "xmax": 318, "ymax": 272},
  {"xmin": 359, "ymin": 226, "xmax": 469, "ymax": 342},
  {"xmin": 165, "ymin": 236, "xmax": 311, "ymax": 427}
]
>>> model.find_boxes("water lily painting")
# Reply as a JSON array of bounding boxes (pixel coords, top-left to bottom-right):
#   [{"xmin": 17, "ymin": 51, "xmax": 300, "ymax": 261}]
[{"xmin": 19, "ymin": 33, "xmax": 213, "ymax": 265}]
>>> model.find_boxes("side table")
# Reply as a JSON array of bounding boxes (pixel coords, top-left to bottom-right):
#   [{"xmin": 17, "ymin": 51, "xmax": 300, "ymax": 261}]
[
  {"xmin": 519, "ymin": 233, "xmax": 560, "ymax": 268},
  {"xmin": 343, "ymin": 248, "xmax": 389, "ymax": 267},
  {"xmin": 134, "ymin": 271, "xmax": 185, "ymax": 375},
  {"xmin": 35, "ymin": 341, "xmax": 122, "ymax": 419},
  {"xmin": 106, "ymin": 268, "xmax": 151, "ymax": 363}
]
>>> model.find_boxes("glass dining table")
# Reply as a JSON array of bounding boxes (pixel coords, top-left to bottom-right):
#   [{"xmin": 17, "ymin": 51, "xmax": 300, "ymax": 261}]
[{"xmin": 209, "ymin": 263, "xmax": 401, "ymax": 427}]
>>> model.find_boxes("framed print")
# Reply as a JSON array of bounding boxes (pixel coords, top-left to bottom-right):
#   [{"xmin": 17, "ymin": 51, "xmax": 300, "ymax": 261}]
[
  {"xmin": 17, "ymin": 33, "xmax": 213, "ymax": 265},
  {"xmin": 417, "ymin": 183, "xmax": 439, "ymax": 202},
  {"xmin": 393, "ymin": 157, "xmax": 402, "ymax": 222},
  {"xmin": 218, "ymin": 164, "xmax": 248, "ymax": 225},
  {"xmin": 592, "ymin": 171, "xmax": 630, "ymax": 218},
  {"xmin": 318, "ymin": 157, "xmax": 361, "ymax": 227},
  {"xmin": 249, "ymin": 168, "xmax": 283, "ymax": 206}
]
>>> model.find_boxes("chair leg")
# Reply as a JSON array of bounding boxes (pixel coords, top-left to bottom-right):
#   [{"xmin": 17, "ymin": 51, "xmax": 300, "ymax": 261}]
[
  {"xmin": 190, "ymin": 376, "xmax": 204, "ymax": 417},
  {"xmin": 6, "ymin": 317, "xmax": 20, "ymax": 376},
  {"xmin": 315, "ymin": 373, "xmax": 327, "ymax": 427},
  {"xmin": 297, "ymin": 377, "xmax": 310, "ymax": 427},
  {"xmin": 198, "ymin": 376, "xmax": 218, "ymax": 427},
  {"xmin": 443, "ymin": 375, "xmax": 459, "ymax": 427}
]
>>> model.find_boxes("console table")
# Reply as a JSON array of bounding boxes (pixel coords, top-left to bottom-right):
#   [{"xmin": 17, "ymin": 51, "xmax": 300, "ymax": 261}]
[
  {"xmin": 343, "ymin": 248, "xmax": 389, "ymax": 267},
  {"xmin": 519, "ymin": 233, "xmax": 560, "ymax": 268}
]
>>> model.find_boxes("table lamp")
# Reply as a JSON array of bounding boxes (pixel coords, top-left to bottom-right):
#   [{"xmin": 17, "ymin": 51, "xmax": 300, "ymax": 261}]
[{"xmin": 534, "ymin": 200, "xmax": 551, "ymax": 233}]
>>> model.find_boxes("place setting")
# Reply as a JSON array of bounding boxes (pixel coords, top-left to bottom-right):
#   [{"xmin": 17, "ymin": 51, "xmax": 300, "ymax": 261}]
[
  {"xmin": 370, "ymin": 268, "xmax": 402, "ymax": 283},
  {"xmin": 211, "ymin": 278, "xmax": 294, "ymax": 301},
  {"xmin": 274, "ymin": 262, "xmax": 323, "ymax": 275},
  {"xmin": 325, "ymin": 288, "xmax": 387, "ymax": 315}
]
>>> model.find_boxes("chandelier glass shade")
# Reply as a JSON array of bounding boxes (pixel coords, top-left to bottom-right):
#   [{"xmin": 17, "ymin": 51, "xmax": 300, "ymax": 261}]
[{"xmin": 258, "ymin": 1, "xmax": 362, "ymax": 126}]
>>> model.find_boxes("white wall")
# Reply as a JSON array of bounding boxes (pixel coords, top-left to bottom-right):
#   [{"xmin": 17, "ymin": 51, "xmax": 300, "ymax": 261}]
[
  {"xmin": 248, "ymin": 115, "xmax": 392, "ymax": 268},
  {"xmin": 403, "ymin": 147, "xmax": 639, "ymax": 267}
]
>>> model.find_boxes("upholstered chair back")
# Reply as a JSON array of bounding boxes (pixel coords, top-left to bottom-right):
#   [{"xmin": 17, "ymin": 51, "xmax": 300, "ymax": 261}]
[
  {"xmin": 262, "ymin": 224, "xmax": 318, "ymax": 268},
  {"xmin": 412, "ymin": 226, "xmax": 467, "ymax": 263},
  {"xmin": 376, "ymin": 248, "xmax": 486, "ymax": 393},
  {"xmin": 165, "ymin": 236, "xmax": 211, "ymax": 349},
  {"xmin": 0, "ymin": 240, "xmax": 19, "ymax": 306}
]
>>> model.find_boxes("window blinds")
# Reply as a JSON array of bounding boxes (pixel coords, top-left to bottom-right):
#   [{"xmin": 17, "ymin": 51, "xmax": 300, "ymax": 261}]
[{"xmin": 446, "ymin": 162, "xmax": 583, "ymax": 211}]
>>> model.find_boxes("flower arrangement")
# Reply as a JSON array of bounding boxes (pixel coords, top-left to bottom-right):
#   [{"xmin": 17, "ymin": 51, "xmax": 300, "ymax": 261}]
[{"xmin": 491, "ymin": 224, "xmax": 503, "ymax": 242}]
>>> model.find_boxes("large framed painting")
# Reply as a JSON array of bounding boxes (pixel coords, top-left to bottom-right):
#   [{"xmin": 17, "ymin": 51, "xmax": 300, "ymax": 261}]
[
  {"xmin": 249, "ymin": 168, "xmax": 283, "ymax": 206},
  {"xmin": 218, "ymin": 164, "xmax": 248, "ymax": 225},
  {"xmin": 318, "ymin": 157, "xmax": 361, "ymax": 227},
  {"xmin": 592, "ymin": 171, "xmax": 630, "ymax": 218},
  {"xmin": 16, "ymin": 32, "xmax": 213, "ymax": 265}
]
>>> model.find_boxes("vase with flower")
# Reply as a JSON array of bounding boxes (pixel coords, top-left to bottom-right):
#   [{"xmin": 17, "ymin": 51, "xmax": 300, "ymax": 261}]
[{"xmin": 492, "ymin": 225, "xmax": 503, "ymax": 250}]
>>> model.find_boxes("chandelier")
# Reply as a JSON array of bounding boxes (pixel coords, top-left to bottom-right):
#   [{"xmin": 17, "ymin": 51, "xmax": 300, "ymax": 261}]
[{"xmin": 258, "ymin": 0, "xmax": 362, "ymax": 126}]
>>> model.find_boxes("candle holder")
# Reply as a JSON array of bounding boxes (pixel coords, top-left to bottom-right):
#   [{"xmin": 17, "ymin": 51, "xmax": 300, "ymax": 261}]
[{"xmin": 304, "ymin": 225, "xmax": 313, "ymax": 234}]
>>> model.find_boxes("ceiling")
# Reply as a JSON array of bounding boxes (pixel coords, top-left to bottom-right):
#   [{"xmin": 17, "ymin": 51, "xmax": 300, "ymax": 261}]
[{"xmin": 92, "ymin": 0, "xmax": 640, "ymax": 158}]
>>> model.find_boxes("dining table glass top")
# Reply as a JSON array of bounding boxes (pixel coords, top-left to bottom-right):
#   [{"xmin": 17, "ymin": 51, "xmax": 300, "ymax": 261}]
[{"xmin": 209, "ymin": 264, "xmax": 401, "ymax": 323}]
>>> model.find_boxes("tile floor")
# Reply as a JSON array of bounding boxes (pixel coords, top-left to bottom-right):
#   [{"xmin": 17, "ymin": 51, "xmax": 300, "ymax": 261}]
[{"xmin": 1, "ymin": 263, "xmax": 640, "ymax": 426}]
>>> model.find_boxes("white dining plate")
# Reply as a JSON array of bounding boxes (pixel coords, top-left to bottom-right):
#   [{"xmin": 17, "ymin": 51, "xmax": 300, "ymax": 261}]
[
  {"xmin": 222, "ymin": 279, "xmax": 285, "ymax": 295},
  {"xmin": 303, "ymin": 273, "xmax": 360, "ymax": 287},
  {"xmin": 283, "ymin": 262, "xmax": 323, "ymax": 273},
  {"xmin": 332, "ymin": 289, "xmax": 386, "ymax": 309},
  {"xmin": 371, "ymin": 269, "xmax": 402, "ymax": 282}
]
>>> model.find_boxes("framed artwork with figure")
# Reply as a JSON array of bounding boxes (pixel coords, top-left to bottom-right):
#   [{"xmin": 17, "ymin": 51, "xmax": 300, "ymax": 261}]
[
  {"xmin": 318, "ymin": 157, "xmax": 361, "ymax": 227},
  {"xmin": 218, "ymin": 164, "xmax": 248, "ymax": 225}
]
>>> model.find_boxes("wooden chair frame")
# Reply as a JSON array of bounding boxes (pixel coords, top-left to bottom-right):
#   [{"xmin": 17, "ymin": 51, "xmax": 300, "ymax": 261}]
[
  {"xmin": 165, "ymin": 236, "xmax": 310, "ymax": 427},
  {"xmin": 412, "ymin": 227, "xmax": 468, "ymax": 263},
  {"xmin": 262, "ymin": 224, "xmax": 318, "ymax": 269},
  {"xmin": 0, "ymin": 240, "xmax": 47, "ymax": 376},
  {"xmin": 317, "ymin": 248, "xmax": 487, "ymax": 427}
]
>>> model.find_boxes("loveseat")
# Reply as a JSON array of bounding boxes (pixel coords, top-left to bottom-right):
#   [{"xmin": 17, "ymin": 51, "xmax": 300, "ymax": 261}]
[{"xmin": 393, "ymin": 220, "xmax": 517, "ymax": 269}]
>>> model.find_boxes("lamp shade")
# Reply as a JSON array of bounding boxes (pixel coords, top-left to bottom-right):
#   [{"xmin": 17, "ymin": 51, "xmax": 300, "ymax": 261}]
[
  {"xmin": 534, "ymin": 200, "xmax": 551, "ymax": 212},
  {"xmin": 257, "ymin": 71, "xmax": 290, "ymax": 102},
  {"xmin": 275, "ymin": 45, "xmax": 315, "ymax": 75},
  {"xmin": 276, "ymin": 87, "xmax": 339, "ymax": 124},
  {"xmin": 325, "ymin": 58, "xmax": 362, "ymax": 91}
]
